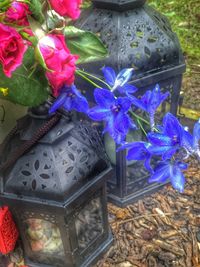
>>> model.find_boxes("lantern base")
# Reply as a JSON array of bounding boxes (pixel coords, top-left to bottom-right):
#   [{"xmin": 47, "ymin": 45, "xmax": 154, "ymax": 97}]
[
  {"xmin": 107, "ymin": 182, "xmax": 168, "ymax": 208},
  {"xmin": 24, "ymin": 230, "xmax": 113, "ymax": 267}
]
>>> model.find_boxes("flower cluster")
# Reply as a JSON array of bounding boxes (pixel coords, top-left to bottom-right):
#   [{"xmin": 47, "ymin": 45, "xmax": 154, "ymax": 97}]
[
  {"xmin": 50, "ymin": 66, "xmax": 200, "ymax": 193},
  {"xmin": 0, "ymin": 0, "xmax": 82, "ymax": 97}
]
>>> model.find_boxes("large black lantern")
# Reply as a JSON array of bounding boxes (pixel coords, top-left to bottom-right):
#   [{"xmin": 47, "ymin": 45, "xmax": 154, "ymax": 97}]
[
  {"xmin": 0, "ymin": 104, "xmax": 113, "ymax": 267},
  {"xmin": 75, "ymin": 0, "xmax": 186, "ymax": 206}
]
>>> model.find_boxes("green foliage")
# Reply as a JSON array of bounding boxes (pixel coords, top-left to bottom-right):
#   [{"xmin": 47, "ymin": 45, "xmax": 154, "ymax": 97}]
[
  {"xmin": 29, "ymin": 0, "xmax": 45, "ymax": 24},
  {"xmin": 64, "ymin": 26, "xmax": 108, "ymax": 64},
  {"xmin": 0, "ymin": 48, "xmax": 49, "ymax": 107},
  {"xmin": 149, "ymin": 0, "xmax": 200, "ymax": 68},
  {"xmin": 81, "ymin": 0, "xmax": 92, "ymax": 9},
  {"xmin": 0, "ymin": 0, "xmax": 11, "ymax": 11}
]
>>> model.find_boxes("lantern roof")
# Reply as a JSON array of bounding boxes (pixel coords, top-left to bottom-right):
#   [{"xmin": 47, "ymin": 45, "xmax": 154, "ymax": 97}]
[
  {"xmin": 0, "ymin": 108, "xmax": 109, "ymax": 203},
  {"xmin": 75, "ymin": 3, "xmax": 185, "ymax": 78}
]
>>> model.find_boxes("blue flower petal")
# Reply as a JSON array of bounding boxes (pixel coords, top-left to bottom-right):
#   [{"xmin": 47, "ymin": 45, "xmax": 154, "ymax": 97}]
[
  {"xmin": 141, "ymin": 90, "xmax": 152, "ymax": 107},
  {"xmin": 177, "ymin": 162, "xmax": 188, "ymax": 170},
  {"xmin": 105, "ymin": 116, "xmax": 127, "ymax": 144},
  {"xmin": 94, "ymin": 88, "xmax": 115, "ymax": 108},
  {"xmin": 64, "ymin": 85, "xmax": 89, "ymax": 113},
  {"xmin": 115, "ymin": 113, "xmax": 129, "ymax": 133},
  {"xmin": 160, "ymin": 91, "xmax": 170, "ymax": 103},
  {"xmin": 162, "ymin": 147, "xmax": 178, "ymax": 160},
  {"xmin": 125, "ymin": 142, "xmax": 149, "ymax": 160},
  {"xmin": 117, "ymin": 97, "xmax": 132, "ymax": 112},
  {"xmin": 114, "ymin": 132, "xmax": 126, "ymax": 144},
  {"xmin": 148, "ymin": 85, "xmax": 170, "ymax": 114},
  {"xmin": 63, "ymin": 97, "xmax": 72, "ymax": 111},
  {"xmin": 88, "ymin": 106, "xmax": 111, "ymax": 121},
  {"xmin": 149, "ymin": 162, "xmax": 170, "ymax": 183},
  {"xmin": 71, "ymin": 95, "xmax": 89, "ymax": 113},
  {"xmin": 148, "ymin": 132, "xmax": 174, "ymax": 146},
  {"xmin": 118, "ymin": 84, "xmax": 138, "ymax": 95},
  {"xmin": 193, "ymin": 119, "xmax": 200, "ymax": 149},
  {"xmin": 181, "ymin": 128, "xmax": 193, "ymax": 152},
  {"xmin": 163, "ymin": 113, "xmax": 182, "ymax": 143},
  {"xmin": 149, "ymin": 84, "xmax": 160, "ymax": 109},
  {"xmin": 148, "ymin": 145, "xmax": 174, "ymax": 155},
  {"xmin": 102, "ymin": 66, "xmax": 116, "ymax": 87},
  {"xmin": 49, "ymin": 93, "xmax": 67, "ymax": 114},
  {"xmin": 144, "ymin": 155, "xmax": 153, "ymax": 173},
  {"xmin": 114, "ymin": 68, "xmax": 133, "ymax": 88},
  {"xmin": 171, "ymin": 165, "xmax": 185, "ymax": 193},
  {"xmin": 103, "ymin": 116, "xmax": 114, "ymax": 133},
  {"xmin": 129, "ymin": 95, "xmax": 147, "ymax": 112}
]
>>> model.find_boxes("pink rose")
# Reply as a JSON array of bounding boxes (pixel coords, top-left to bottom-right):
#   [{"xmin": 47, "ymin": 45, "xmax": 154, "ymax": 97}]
[
  {"xmin": 0, "ymin": 23, "xmax": 27, "ymax": 77},
  {"xmin": 38, "ymin": 34, "xmax": 78, "ymax": 96},
  {"xmin": 5, "ymin": 1, "xmax": 31, "ymax": 26},
  {"xmin": 49, "ymin": 0, "xmax": 82, "ymax": 20}
]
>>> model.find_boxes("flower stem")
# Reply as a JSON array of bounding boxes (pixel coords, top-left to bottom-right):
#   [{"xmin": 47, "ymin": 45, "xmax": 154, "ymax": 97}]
[
  {"xmin": 150, "ymin": 113, "xmax": 155, "ymax": 132},
  {"xmin": 76, "ymin": 70, "xmax": 102, "ymax": 89},
  {"xmin": 130, "ymin": 110, "xmax": 159, "ymax": 132},
  {"xmin": 129, "ymin": 110, "xmax": 149, "ymax": 125},
  {"xmin": 77, "ymin": 69, "xmax": 112, "ymax": 90},
  {"xmin": 136, "ymin": 118, "xmax": 147, "ymax": 136}
]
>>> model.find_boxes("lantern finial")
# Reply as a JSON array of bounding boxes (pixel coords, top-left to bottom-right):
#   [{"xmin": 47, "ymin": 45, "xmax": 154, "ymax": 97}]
[{"xmin": 92, "ymin": 0, "xmax": 146, "ymax": 11}]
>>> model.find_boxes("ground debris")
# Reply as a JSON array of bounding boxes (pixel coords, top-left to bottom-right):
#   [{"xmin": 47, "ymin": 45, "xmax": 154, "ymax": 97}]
[{"xmin": 95, "ymin": 163, "xmax": 200, "ymax": 267}]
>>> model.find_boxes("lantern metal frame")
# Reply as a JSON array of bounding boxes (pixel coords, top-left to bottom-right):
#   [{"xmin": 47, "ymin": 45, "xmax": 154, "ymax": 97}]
[
  {"xmin": 0, "ymin": 106, "xmax": 113, "ymax": 266},
  {"xmin": 75, "ymin": 0, "xmax": 186, "ymax": 207},
  {"xmin": 0, "ymin": 167, "xmax": 113, "ymax": 267}
]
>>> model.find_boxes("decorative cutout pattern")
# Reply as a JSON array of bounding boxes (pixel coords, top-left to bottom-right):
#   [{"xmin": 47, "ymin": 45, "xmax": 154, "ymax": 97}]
[
  {"xmin": 4, "ymin": 121, "xmax": 108, "ymax": 201},
  {"xmin": 75, "ymin": 4, "xmax": 180, "ymax": 73}
]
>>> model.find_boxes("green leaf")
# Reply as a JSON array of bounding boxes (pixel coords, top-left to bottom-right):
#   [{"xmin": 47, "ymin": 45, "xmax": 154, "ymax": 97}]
[
  {"xmin": 0, "ymin": 0, "xmax": 11, "ymax": 11},
  {"xmin": 0, "ymin": 48, "xmax": 49, "ymax": 107},
  {"xmin": 64, "ymin": 26, "xmax": 108, "ymax": 64},
  {"xmin": 29, "ymin": 0, "xmax": 45, "ymax": 24}
]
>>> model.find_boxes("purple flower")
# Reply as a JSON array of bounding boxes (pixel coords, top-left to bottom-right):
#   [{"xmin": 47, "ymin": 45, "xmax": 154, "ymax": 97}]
[
  {"xmin": 149, "ymin": 160, "xmax": 187, "ymax": 193},
  {"xmin": 88, "ymin": 88, "xmax": 136, "ymax": 144},
  {"xmin": 49, "ymin": 84, "xmax": 89, "ymax": 114},
  {"xmin": 147, "ymin": 113, "xmax": 183, "ymax": 160},
  {"xmin": 102, "ymin": 66, "xmax": 137, "ymax": 95},
  {"xmin": 193, "ymin": 119, "xmax": 200, "ymax": 154},
  {"xmin": 119, "ymin": 141, "xmax": 153, "ymax": 172},
  {"xmin": 181, "ymin": 119, "xmax": 200, "ymax": 158},
  {"xmin": 130, "ymin": 84, "xmax": 169, "ymax": 129}
]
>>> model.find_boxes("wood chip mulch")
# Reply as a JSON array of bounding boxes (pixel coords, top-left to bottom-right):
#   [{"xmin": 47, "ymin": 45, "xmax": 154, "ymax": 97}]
[{"xmin": 96, "ymin": 158, "xmax": 200, "ymax": 267}]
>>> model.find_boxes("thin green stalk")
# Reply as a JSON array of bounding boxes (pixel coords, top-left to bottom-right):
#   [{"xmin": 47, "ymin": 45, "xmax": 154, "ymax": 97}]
[
  {"xmin": 129, "ymin": 110, "xmax": 150, "ymax": 125},
  {"xmin": 130, "ymin": 110, "xmax": 159, "ymax": 132},
  {"xmin": 28, "ymin": 66, "xmax": 37, "ymax": 79},
  {"xmin": 77, "ymin": 69, "xmax": 112, "ymax": 90},
  {"xmin": 76, "ymin": 70, "xmax": 102, "ymax": 89},
  {"xmin": 137, "ymin": 118, "xmax": 147, "ymax": 136}
]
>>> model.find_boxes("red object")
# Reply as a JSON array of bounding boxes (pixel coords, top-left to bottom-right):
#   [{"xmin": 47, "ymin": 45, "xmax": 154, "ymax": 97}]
[{"xmin": 0, "ymin": 206, "xmax": 19, "ymax": 254}]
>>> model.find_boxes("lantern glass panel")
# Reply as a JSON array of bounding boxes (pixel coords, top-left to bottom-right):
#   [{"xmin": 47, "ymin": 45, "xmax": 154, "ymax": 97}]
[
  {"xmin": 25, "ymin": 219, "xmax": 64, "ymax": 255},
  {"xmin": 75, "ymin": 195, "xmax": 104, "ymax": 251},
  {"xmin": 25, "ymin": 218, "xmax": 64, "ymax": 265}
]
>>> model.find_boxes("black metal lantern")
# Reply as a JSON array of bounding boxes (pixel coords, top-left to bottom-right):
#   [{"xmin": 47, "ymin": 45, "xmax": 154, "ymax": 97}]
[
  {"xmin": 0, "ymin": 104, "xmax": 113, "ymax": 267},
  {"xmin": 74, "ymin": 0, "xmax": 186, "ymax": 206}
]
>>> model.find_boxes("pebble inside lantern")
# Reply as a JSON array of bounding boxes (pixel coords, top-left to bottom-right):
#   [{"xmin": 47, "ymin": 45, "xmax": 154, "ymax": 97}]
[
  {"xmin": 0, "ymin": 103, "xmax": 113, "ymax": 267},
  {"xmin": 75, "ymin": 0, "xmax": 186, "ymax": 206}
]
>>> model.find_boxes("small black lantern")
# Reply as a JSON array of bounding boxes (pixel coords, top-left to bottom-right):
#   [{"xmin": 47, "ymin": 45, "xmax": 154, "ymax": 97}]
[
  {"xmin": 75, "ymin": 0, "xmax": 186, "ymax": 206},
  {"xmin": 0, "ymin": 104, "xmax": 113, "ymax": 267}
]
